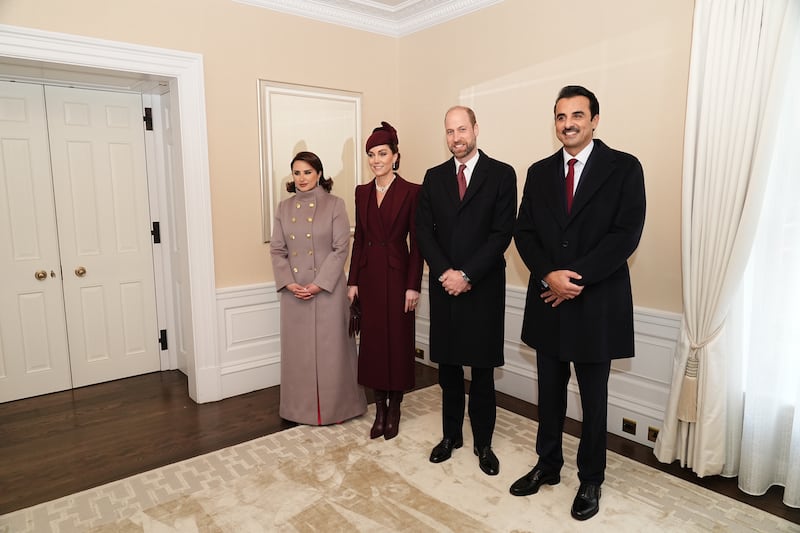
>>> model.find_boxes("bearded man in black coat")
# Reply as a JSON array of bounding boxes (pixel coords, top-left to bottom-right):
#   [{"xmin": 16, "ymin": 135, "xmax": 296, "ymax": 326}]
[
  {"xmin": 416, "ymin": 105, "xmax": 517, "ymax": 477},
  {"xmin": 511, "ymin": 86, "xmax": 646, "ymax": 521}
]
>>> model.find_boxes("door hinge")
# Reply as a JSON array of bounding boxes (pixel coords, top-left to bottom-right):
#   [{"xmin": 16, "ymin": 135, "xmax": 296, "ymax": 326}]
[
  {"xmin": 151, "ymin": 221, "xmax": 161, "ymax": 244},
  {"xmin": 143, "ymin": 107, "xmax": 153, "ymax": 131},
  {"xmin": 158, "ymin": 329, "xmax": 168, "ymax": 350}
]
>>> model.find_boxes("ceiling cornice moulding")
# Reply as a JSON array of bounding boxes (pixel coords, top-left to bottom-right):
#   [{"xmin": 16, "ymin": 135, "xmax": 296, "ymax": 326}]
[{"xmin": 233, "ymin": 0, "xmax": 504, "ymax": 37}]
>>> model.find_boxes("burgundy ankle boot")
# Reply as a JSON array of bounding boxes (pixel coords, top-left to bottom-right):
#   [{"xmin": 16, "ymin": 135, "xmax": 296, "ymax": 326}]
[
  {"xmin": 370, "ymin": 390, "xmax": 388, "ymax": 439},
  {"xmin": 384, "ymin": 391, "xmax": 403, "ymax": 440}
]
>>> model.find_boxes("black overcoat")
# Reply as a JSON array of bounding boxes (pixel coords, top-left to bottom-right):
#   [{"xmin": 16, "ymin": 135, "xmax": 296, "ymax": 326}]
[
  {"xmin": 514, "ymin": 140, "xmax": 646, "ymax": 362},
  {"xmin": 416, "ymin": 150, "xmax": 517, "ymax": 368}
]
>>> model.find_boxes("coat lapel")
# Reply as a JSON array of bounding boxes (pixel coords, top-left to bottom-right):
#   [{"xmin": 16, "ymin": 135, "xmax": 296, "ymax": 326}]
[
  {"xmin": 441, "ymin": 157, "xmax": 461, "ymax": 206},
  {"xmin": 459, "ymin": 150, "xmax": 490, "ymax": 208},
  {"xmin": 364, "ymin": 181, "xmax": 391, "ymax": 240},
  {"xmin": 542, "ymin": 151, "xmax": 568, "ymax": 226},
  {"xmin": 569, "ymin": 140, "xmax": 614, "ymax": 218},
  {"xmin": 380, "ymin": 177, "xmax": 410, "ymax": 232}
]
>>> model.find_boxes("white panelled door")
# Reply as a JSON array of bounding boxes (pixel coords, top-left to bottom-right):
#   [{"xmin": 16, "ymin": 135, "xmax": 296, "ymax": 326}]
[
  {"xmin": 45, "ymin": 85, "xmax": 160, "ymax": 388},
  {"xmin": 0, "ymin": 81, "xmax": 72, "ymax": 402},
  {"xmin": 0, "ymin": 81, "xmax": 160, "ymax": 402}
]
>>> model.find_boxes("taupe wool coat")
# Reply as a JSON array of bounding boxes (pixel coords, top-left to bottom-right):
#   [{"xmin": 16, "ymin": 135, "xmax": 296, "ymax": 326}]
[{"xmin": 270, "ymin": 186, "xmax": 366, "ymax": 425}]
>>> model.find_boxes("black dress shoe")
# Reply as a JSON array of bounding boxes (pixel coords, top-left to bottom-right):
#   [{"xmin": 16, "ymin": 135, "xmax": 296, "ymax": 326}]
[
  {"xmin": 509, "ymin": 466, "xmax": 560, "ymax": 496},
  {"xmin": 571, "ymin": 483, "xmax": 601, "ymax": 521},
  {"xmin": 473, "ymin": 445, "xmax": 500, "ymax": 476},
  {"xmin": 429, "ymin": 438, "xmax": 463, "ymax": 463}
]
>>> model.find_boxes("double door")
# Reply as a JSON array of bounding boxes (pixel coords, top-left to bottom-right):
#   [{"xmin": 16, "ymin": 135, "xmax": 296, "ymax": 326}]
[{"xmin": 0, "ymin": 81, "xmax": 160, "ymax": 402}]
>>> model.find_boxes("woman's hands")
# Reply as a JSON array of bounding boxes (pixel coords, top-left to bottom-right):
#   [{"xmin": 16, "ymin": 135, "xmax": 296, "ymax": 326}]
[
  {"xmin": 287, "ymin": 283, "xmax": 322, "ymax": 300},
  {"xmin": 405, "ymin": 289, "xmax": 420, "ymax": 313},
  {"xmin": 347, "ymin": 285, "xmax": 358, "ymax": 304},
  {"xmin": 346, "ymin": 287, "xmax": 419, "ymax": 311}
]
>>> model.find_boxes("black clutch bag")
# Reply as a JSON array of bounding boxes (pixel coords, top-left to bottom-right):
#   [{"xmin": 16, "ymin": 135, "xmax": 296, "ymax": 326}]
[{"xmin": 348, "ymin": 297, "xmax": 361, "ymax": 337}]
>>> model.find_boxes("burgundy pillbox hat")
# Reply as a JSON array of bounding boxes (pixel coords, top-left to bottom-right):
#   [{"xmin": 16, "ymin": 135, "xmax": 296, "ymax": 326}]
[{"xmin": 365, "ymin": 121, "xmax": 398, "ymax": 152}]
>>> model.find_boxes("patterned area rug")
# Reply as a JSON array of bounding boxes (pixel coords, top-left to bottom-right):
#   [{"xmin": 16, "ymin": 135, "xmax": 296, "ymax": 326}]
[{"xmin": 1, "ymin": 387, "xmax": 797, "ymax": 532}]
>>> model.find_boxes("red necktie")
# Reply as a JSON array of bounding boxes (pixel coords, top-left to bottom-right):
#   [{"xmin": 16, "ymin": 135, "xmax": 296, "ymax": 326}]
[
  {"xmin": 566, "ymin": 158, "xmax": 577, "ymax": 213},
  {"xmin": 457, "ymin": 164, "xmax": 467, "ymax": 200}
]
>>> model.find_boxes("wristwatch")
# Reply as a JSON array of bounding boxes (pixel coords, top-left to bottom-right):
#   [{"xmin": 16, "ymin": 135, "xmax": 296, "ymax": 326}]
[{"xmin": 459, "ymin": 270, "xmax": 471, "ymax": 283}]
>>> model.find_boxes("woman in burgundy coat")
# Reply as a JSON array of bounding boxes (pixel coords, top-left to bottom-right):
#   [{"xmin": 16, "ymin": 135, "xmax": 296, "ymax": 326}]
[{"xmin": 348, "ymin": 122, "xmax": 424, "ymax": 440}]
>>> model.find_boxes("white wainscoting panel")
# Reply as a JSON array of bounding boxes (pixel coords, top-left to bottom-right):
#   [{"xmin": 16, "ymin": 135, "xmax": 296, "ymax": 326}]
[
  {"xmin": 216, "ymin": 281, "xmax": 681, "ymax": 447},
  {"xmin": 216, "ymin": 283, "xmax": 281, "ymax": 399}
]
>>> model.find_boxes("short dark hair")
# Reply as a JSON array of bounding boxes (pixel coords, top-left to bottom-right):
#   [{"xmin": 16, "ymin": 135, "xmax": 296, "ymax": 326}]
[
  {"xmin": 286, "ymin": 151, "xmax": 333, "ymax": 193},
  {"xmin": 554, "ymin": 85, "xmax": 599, "ymax": 119}
]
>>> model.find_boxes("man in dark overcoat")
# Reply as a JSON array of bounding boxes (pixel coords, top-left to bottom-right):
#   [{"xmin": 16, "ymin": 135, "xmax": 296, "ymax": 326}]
[
  {"xmin": 511, "ymin": 86, "xmax": 646, "ymax": 521},
  {"xmin": 416, "ymin": 105, "xmax": 517, "ymax": 476}
]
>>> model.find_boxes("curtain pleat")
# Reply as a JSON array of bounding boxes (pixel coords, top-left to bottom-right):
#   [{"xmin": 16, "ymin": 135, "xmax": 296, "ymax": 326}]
[{"xmin": 654, "ymin": 0, "xmax": 793, "ymax": 478}]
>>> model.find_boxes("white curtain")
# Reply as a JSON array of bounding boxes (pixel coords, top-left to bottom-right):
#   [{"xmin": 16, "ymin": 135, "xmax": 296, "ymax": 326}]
[
  {"xmin": 721, "ymin": 13, "xmax": 800, "ymax": 507},
  {"xmin": 654, "ymin": 0, "xmax": 798, "ymax": 478}
]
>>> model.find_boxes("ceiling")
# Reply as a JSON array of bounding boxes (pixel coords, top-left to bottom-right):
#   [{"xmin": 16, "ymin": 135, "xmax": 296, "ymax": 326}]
[
  {"xmin": 234, "ymin": 0, "xmax": 505, "ymax": 37},
  {"xmin": 0, "ymin": 0, "xmax": 503, "ymax": 86}
]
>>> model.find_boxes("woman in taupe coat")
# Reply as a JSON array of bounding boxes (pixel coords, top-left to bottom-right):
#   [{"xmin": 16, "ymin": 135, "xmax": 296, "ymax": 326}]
[{"xmin": 270, "ymin": 151, "xmax": 366, "ymax": 425}]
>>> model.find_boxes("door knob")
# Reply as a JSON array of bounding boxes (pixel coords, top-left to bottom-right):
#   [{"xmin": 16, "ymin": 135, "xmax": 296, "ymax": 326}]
[
  {"xmin": 75, "ymin": 266, "xmax": 87, "ymax": 277},
  {"xmin": 35, "ymin": 270, "xmax": 48, "ymax": 281}
]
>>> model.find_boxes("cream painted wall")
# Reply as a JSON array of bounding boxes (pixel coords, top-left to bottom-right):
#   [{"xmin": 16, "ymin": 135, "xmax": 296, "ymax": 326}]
[
  {"xmin": 0, "ymin": 0, "xmax": 400, "ymax": 288},
  {"xmin": 0, "ymin": 0, "xmax": 691, "ymax": 313},
  {"xmin": 397, "ymin": 0, "xmax": 693, "ymax": 313}
]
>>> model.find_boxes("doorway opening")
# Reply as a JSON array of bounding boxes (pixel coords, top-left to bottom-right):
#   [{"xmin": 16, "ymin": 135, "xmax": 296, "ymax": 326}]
[{"xmin": 0, "ymin": 24, "xmax": 220, "ymax": 403}]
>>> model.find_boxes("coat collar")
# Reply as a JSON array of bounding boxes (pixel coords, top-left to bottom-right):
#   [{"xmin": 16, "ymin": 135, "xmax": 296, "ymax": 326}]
[
  {"xmin": 362, "ymin": 175, "xmax": 411, "ymax": 235},
  {"xmin": 546, "ymin": 139, "xmax": 615, "ymax": 226},
  {"xmin": 450, "ymin": 149, "xmax": 488, "ymax": 208},
  {"xmin": 380, "ymin": 176, "xmax": 411, "ymax": 231},
  {"xmin": 570, "ymin": 139, "xmax": 614, "ymax": 217}
]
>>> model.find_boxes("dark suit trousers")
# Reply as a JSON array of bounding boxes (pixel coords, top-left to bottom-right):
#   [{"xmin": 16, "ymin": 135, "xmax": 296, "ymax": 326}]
[
  {"xmin": 438, "ymin": 363, "xmax": 496, "ymax": 448},
  {"xmin": 535, "ymin": 354, "xmax": 611, "ymax": 484}
]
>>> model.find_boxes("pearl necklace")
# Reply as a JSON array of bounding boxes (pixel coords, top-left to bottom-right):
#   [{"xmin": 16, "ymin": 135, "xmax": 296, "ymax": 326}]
[{"xmin": 375, "ymin": 176, "xmax": 395, "ymax": 194}]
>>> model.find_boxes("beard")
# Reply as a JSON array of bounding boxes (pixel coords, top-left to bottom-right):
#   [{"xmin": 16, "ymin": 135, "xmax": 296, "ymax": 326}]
[{"xmin": 449, "ymin": 138, "xmax": 476, "ymax": 159}]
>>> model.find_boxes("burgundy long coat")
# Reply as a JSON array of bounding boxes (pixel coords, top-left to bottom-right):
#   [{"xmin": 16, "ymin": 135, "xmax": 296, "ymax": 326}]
[
  {"xmin": 270, "ymin": 186, "xmax": 366, "ymax": 425},
  {"xmin": 348, "ymin": 175, "xmax": 423, "ymax": 391}
]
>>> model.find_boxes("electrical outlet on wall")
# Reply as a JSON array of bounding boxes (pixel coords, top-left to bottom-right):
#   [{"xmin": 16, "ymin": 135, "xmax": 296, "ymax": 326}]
[{"xmin": 622, "ymin": 418, "xmax": 637, "ymax": 435}]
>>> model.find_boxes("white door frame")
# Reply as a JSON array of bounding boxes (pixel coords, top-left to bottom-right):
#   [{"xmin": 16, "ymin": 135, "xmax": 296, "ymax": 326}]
[{"xmin": 0, "ymin": 24, "xmax": 221, "ymax": 403}]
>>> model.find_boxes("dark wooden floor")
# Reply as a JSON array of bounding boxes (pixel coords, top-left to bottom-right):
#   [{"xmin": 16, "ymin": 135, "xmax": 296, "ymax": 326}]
[{"xmin": 1, "ymin": 365, "xmax": 797, "ymax": 525}]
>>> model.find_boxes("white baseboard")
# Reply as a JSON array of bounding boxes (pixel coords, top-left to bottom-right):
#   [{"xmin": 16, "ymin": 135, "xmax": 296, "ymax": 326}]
[{"xmin": 216, "ymin": 281, "xmax": 681, "ymax": 448}]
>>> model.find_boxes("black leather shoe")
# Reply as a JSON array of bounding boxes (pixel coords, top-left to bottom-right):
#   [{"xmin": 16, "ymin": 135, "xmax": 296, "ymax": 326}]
[
  {"xmin": 571, "ymin": 483, "xmax": 601, "ymax": 521},
  {"xmin": 509, "ymin": 466, "xmax": 560, "ymax": 496},
  {"xmin": 429, "ymin": 438, "xmax": 463, "ymax": 463},
  {"xmin": 473, "ymin": 445, "xmax": 500, "ymax": 476}
]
